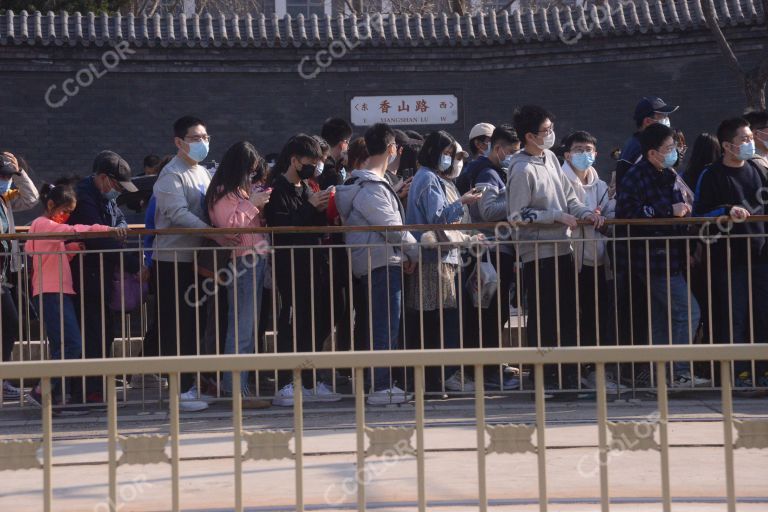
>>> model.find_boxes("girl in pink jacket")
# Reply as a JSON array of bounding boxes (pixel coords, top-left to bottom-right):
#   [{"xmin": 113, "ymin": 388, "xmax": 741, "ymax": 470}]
[{"xmin": 25, "ymin": 181, "xmax": 123, "ymax": 408}]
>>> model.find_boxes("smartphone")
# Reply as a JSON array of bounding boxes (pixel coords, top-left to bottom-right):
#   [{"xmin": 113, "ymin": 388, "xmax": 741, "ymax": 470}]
[{"xmin": 401, "ymin": 167, "xmax": 413, "ymax": 180}]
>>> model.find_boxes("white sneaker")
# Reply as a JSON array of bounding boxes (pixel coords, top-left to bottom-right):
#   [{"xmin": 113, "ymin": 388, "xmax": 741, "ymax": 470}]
[
  {"xmin": 179, "ymin": 391, "xmax": 209, "ymax": 412},
  {"xmin": 130, "ymin": 374, "xmax": 168, "ymax": 389},
  {"xmin": 444, "ymin": 371, "xmax": 475, "ymax": 392},
  {"xmin": 671, "ymin": 373, "xmax": 711, "ymax": 388},
  {"xmin": 509, "ymin": 305, "xmax": 520, "ymax": 316},
  {"xmin": 310, "ymin": 382, "xmax": 342, "ymax": 402},
  {"xmin": 580, "ymin": 371, "xmax": 628, "ymax": 393},
  {"xmin": 367, "ymin": 386, "xmax": 412, "ymax": 405},
  {"xmin": 272, "ymin": 383, "xmax": 312, "ymax": 407},
  {"xmin": 186, "ymin": 385, "xmax": 214, "ymax": 404},
  {"xmin": 2, "ymin": 381, "xmax": 21, "ymax": 401}
]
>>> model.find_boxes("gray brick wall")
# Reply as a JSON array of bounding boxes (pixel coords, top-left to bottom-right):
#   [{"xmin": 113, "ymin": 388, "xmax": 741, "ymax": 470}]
[{"xmin": 0, "ymin": 26, "xmax": 763, "ymax": 194}]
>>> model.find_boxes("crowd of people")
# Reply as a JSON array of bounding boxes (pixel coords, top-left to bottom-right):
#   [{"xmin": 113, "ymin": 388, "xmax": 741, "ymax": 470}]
[{"xmin": 2, "ymin": 94, "xmax": 768, "ymax": 413}]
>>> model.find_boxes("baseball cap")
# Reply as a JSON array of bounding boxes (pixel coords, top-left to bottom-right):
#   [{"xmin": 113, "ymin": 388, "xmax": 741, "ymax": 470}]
[
  {"xmin": 633, "ymin": 96, "xmax": 679, "ymax": 124},
  {"xmin": 469, "ymin": 122, "xmax": 495, "ymax": 141},
  {"xmin": 92, "ymin": 151, "xmax": 138, "ymax": 193}
]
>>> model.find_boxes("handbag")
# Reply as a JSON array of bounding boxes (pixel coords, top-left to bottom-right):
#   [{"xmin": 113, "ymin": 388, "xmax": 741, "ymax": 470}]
[
  {"xmin": 109, "ymin": 271, "xmax": 149, "ymax": 312},
  {"xmin": 465, "ymin": 250, "xmax": 498, "ymax": 308}
]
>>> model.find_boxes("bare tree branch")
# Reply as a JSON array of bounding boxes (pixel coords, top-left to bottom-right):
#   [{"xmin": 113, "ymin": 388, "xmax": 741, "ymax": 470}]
[{"xmin": 702, "ymin": 0, "xmax": 746, "ymax": 76}]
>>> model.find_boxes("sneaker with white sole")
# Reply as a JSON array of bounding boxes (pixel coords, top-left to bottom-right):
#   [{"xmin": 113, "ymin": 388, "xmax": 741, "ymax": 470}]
[
  {"xmin": 130, "ymin": 374, "xmax": 168, "ymax": 389},
  {"xmin": 179, "ymin": 390, "xmax": 209, "ymax": 412},
  {"xmin": 310, "ymin": 382, "xmax": 342, "ymax": 402},
  {"xmin": 444, "ymin": 371, "xmax": 475, "ymax": 392},
  {"xmin": 671, "ymin": 373, "xmax": 711, "ymax": 388},
  {"xmin": 367, "ymin": 385, "xmax": 412, "ymax": 405},
  {"xmin": 186, "ymin": 385, "xmax": 215, "ymax": 404},
  {"xmin": 272, "ymin": 383, "xmax": 312, "ymax": 407},
  {"xmin": 580, "ymin": 371, "xmax": 629, "ymax": 393},
  {"xmin": 2, "ymin": 381, "xmax": 21, "ymax": 401}
]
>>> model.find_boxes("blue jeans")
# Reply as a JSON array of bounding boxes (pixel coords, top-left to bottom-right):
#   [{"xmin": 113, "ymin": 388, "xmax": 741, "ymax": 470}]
[
  {"xmin": 648, "ymin": 273, "xmax": 700, "ymax": 375},
  {"xmin": 41, "ymin": 293, "xmax": 82, "ymax": 395},
  {"xmin": 714, "ymin": 263, "xmax": 768, "ymax": 375},
  {"xmin": 364, "ymin": 266, "xmax": 403, "ymax": 392},
  {"xmin": 222, "ymin": 255, "xmax": 266, "ymax": 395}
]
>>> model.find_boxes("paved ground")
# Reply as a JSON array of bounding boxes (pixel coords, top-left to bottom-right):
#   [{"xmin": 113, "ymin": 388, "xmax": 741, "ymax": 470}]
[{"xmin": 1, "ymin": 387, "xmax": 766, "ymax": 511}]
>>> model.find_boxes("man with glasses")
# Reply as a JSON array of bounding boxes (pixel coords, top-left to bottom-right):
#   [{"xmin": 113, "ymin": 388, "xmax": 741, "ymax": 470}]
[
  {"xmin": 507, "ymin": 106, "xmax": 603, "ymax": 394},
  {"xmin": 616, "ymin": 122, "xmax": 708, "ymax": 388},
  {"xmin": 319, "ymin": 117, "xmax": 353, "ymax": 189},
  {"xmin": 69, "ymin": 150, "xmax": 141, "ymax": 404},
  {"xmin": 694, "ymin": 117, "xmax": 768, "ymax": 388},
  {"xmin": 151, "ymin": 115, "xmax": 215, "ymax": 412},
  {"xmin": 743, "ymin": 110, "xmax": 768, "ymax": 162}
]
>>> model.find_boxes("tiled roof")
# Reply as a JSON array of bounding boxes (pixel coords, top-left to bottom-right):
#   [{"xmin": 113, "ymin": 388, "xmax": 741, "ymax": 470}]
[{"xmin": 0, "ymin": 0, "xmax": 763, "ymax": 49}]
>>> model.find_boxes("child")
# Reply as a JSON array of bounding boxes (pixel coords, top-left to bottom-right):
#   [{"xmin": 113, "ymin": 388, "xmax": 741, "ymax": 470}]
[{"xmin": 25, "ymin": 181, "xmax": 124, "ymax": 409}]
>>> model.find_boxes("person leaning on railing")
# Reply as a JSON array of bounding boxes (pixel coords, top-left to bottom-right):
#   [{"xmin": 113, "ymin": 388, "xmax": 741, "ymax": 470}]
[
  {"xmin": 335, "ymin": 122, "xmax": 419, "ymax": 405},
  {"xmin": 0, "ymin": 151, "xmax": 39, "ymax": 403},
  {"xmin": 693, "ymin": 117, "xmax": 768, "ymax": 389},
  {"xmin": 615, "ymin": 122, "xmax": 709, "ymax": 389},
  {"xmin": 506, "ymin": 105, "xmax": 604, "ymax": 394}
]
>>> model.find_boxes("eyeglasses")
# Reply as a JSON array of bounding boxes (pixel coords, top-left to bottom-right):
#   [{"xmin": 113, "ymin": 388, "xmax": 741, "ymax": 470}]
[
  {"xmin": 109, "ymin": 177, "xmax": 125, "ymax": 192},
  {"xmin": 538, "ymin": 125, "xmax": 555, "ymax": 136},
  {"xmin": 184, "ymin": 134, "xmax": 211, "ymax": 143}
]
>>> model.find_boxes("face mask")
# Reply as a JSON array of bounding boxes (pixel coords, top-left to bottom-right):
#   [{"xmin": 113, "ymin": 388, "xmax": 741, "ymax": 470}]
[
  {"xmin": 501, "ymin": 154, "xmax": 514, "ymax": 170},
  {"xmin": 659, "ymin": 117, "xmax": 671, "ymax": 127},
  {"xmin": 731, "ymin": 141, "xmax": 756, "ymax": 161},
  {"xmin": 314, "ymin": 162, "xmax": 325, "ymax": 177},
  {"xmin": 438, "ymin": 154, "xmax": 453, "ymax": 172},
  {"xmin": 661, "ymin": 148, "xmax": 678, "ymax": 168},
  {"xmin": 185, "ymin": 140, "xmax": 210, "ymax": 163},
  {"xmin": 51, "ymin": 212, "xmax": 70, "ymax": 224},
  {"xmin": 388, "ymin": 152, "xmax": 397, "ymax": 166},
  {"xmin": 570, "ymin": 151, "xmax": 596, "ymax": 171},
  {"xmin": 536, "ymin": 131, "xmax": 556, "ymax": 151},
  {"xmin": 339, "ymin": 168, "xmax": 347, "ymax": 183},
  {"xmin": 0, "ymin": 180, "xmax": 11, "ymax": 194},
  {"xmin": 482, "ymin": 143, "xmax": 492, "ymax": 158},
  {"xmin": 102, "ymin": 188, "xmax": 120, "ymax": 201},
  {"xmin": 298, "ymin": 163, "xmax": 316, "ymax": 180}
]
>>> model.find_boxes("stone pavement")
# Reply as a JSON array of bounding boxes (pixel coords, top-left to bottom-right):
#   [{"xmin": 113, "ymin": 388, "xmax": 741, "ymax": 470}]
[{"xmin": 1, "ymin": 390, "xmax": 766, "ymax": 511}]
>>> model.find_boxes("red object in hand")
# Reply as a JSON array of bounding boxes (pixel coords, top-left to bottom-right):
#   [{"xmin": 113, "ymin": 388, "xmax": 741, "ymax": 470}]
[{"xmin": 326, "ymin": 189, "xmax": 338, "ymax": 224}]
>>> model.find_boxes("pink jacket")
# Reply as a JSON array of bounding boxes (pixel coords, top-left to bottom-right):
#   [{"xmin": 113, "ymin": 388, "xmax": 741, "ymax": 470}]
[
  {"xmin": 208, "ymin": 190, "xmax": 266, "ymax": 258},
  {"xmin": 25, "ymin": 216, "xmax": 112, "ymax": 296}
]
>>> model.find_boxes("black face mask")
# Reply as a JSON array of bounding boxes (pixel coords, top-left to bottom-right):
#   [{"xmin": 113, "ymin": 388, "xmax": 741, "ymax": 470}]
[{"xmin": 298, "ymin": 164, "xmax": 316, "ymax": 180}]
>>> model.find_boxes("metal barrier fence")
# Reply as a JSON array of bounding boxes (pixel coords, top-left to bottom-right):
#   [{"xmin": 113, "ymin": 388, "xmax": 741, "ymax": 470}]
[
  {"xmin": 1, "ymin": 345, "xmax": 767, "ymax": 512},
  {"xmin": 2, "ymin": 218, "xmax": 768, "ymax": 409}
]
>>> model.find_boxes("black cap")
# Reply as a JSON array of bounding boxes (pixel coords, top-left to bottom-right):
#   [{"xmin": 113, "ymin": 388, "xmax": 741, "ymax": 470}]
[
  {"xmin": 634, "ymin": 96, "xmax": 679, "ymax": 124},
  {"xmin": 92, "ymin": 151, "xmax": 137, "ymax": 193}
]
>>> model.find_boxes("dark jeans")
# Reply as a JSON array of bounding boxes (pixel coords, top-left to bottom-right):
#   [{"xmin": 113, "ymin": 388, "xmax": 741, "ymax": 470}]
[
  {"xmin": 648, "ymin": 272, "xmax": 700, "ymax": 375},
  {"xmin": 1, "ymin": 287, "xmax": 19, "ymax": 363},
  {"xmin": 577, "ymin": 265, "xmax": 614, "ymax": 347},
  {"xmin": 405, "ymin": 306, "xmax": 460, "ymax": 391},
  {"xmin": 155, "ymin": 260, "xmax": 204, "ymax": 392},
  {"xmin": 363, "ymin": 266, "xmax": 403, "ymax": 392},
  {"xmin": 714, "ymin": 263, "xmax": 768, "ymax": 376},
  {"xmin": 523, "ymin": 254, "xmax": 578, "ymax": 387},
  {"xmin": 40, "ymin": 293, "xmax": 82, "ymax": 398}
]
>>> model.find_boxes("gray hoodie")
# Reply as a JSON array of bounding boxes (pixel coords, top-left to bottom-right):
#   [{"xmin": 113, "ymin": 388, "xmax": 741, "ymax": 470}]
[
  {"xmin": 334, "ymin": 169, "xmax": 418, "ymax": 278},
  {"xmin": 506, "ymin": 149, "xmax": 593, "ymax": 263}
]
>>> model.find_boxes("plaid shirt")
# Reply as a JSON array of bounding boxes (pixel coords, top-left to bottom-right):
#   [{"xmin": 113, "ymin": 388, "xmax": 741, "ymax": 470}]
[{"xmin": 615, "ymin": 159, "xmax": 687, "ymax": 276}]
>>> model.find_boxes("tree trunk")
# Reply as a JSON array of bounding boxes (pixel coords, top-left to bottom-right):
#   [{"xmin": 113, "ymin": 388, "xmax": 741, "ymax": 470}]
[{"xmin": 744, "ymin": 70, "xmax": 767, "ymax": 111}]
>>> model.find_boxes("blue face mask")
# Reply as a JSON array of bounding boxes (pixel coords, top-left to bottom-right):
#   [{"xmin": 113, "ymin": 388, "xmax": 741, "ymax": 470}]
[
  {"xmin": 501, "ymin": 155, "xmax": 514, "ymax": 170},
  {"xmin": 662, "ymin": 148, "xmax": 678, "ymax": 168},
  {"xmin": 0, "ymin": 180, "xmax": 12, "ymax": 194},
  {"xmin": 570, "ymin": 151, "xmax": 596, "ymax": 171},
  {"xmin": 734, "ymin": 141, "xmax": 756, "ymax": 161},
  {"xmin": 339, "ymin": 168, "xmax": 347, "ymax": 182},
  {"xmin": 186, "ymin": 140, "xmax": 210, "ymax": 163},
  {"xmin": 482, "ymin": 143, "xmax": 492, "ymax": 158},
  {"xmin": 438, "ymin": 154, "xmax": 453, "ymax": 172},
  {"xmin": 102, "ymin": 188, "xmax": 120, "ymax": 201}
]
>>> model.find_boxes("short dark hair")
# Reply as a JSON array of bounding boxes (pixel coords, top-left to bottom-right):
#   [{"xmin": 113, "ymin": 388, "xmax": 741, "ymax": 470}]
[
  {"xmin": 490, "ymin": 124, "xmax": 520, "ymax": 148},
  {"xmin": 512, "ymin": 105, "xmax": 554, "ymax": 142},
  {"xmin": 417, "ymin": 131, "xmax": 456, "ymax": 170},
  {"xmin": 143, "ymin": 154, "xmax": 161, "ymax": 169},
  {"xmin": 173, "ymin": 116, "xmax": 206, "ymax": 139},
  {"xmin": 743, "ymin": 110, "xmax": 768, "ymax": 131},
  {"xmin": 270, "ymin": 133, "xmax": 323, "ymax": 181},
  {"xmin": 321, "ymin": 117, "xmax": 353, "ymax": 147},
  {"xmin": 639, "ymin": 122, "xmax": 675, "ymax": 157},
  {"xmin": 717, "ymin": 117, "xmax": 750, "ymax": 146},
  {"xmin": 405, "ymin": 130, "xmax": 424, "ymax": 141},
  {"xmin": 364, "ymin": 123, "xmax": 396, "ymax": 157},
  {"xmin": 563, "ymin": 131, "xmax": 598, "ymax": 152}
]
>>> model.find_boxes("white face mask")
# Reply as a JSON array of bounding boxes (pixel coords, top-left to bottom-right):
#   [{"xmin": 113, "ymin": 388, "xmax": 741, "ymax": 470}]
[{"xmin": 535, "ymin": 130, "xmax": 556, "ymax": 151}]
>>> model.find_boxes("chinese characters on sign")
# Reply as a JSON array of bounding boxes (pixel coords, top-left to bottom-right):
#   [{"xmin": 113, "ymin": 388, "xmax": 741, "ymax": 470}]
[{"xmin": 350, "ymin": 95, "xmax": 458, "ymax": 126}]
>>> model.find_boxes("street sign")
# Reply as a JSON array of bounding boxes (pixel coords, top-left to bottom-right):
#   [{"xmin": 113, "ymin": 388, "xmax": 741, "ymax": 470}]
[{"xmin": 350, "ymin": 95, "xmax": 459, "ymax": 126}]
